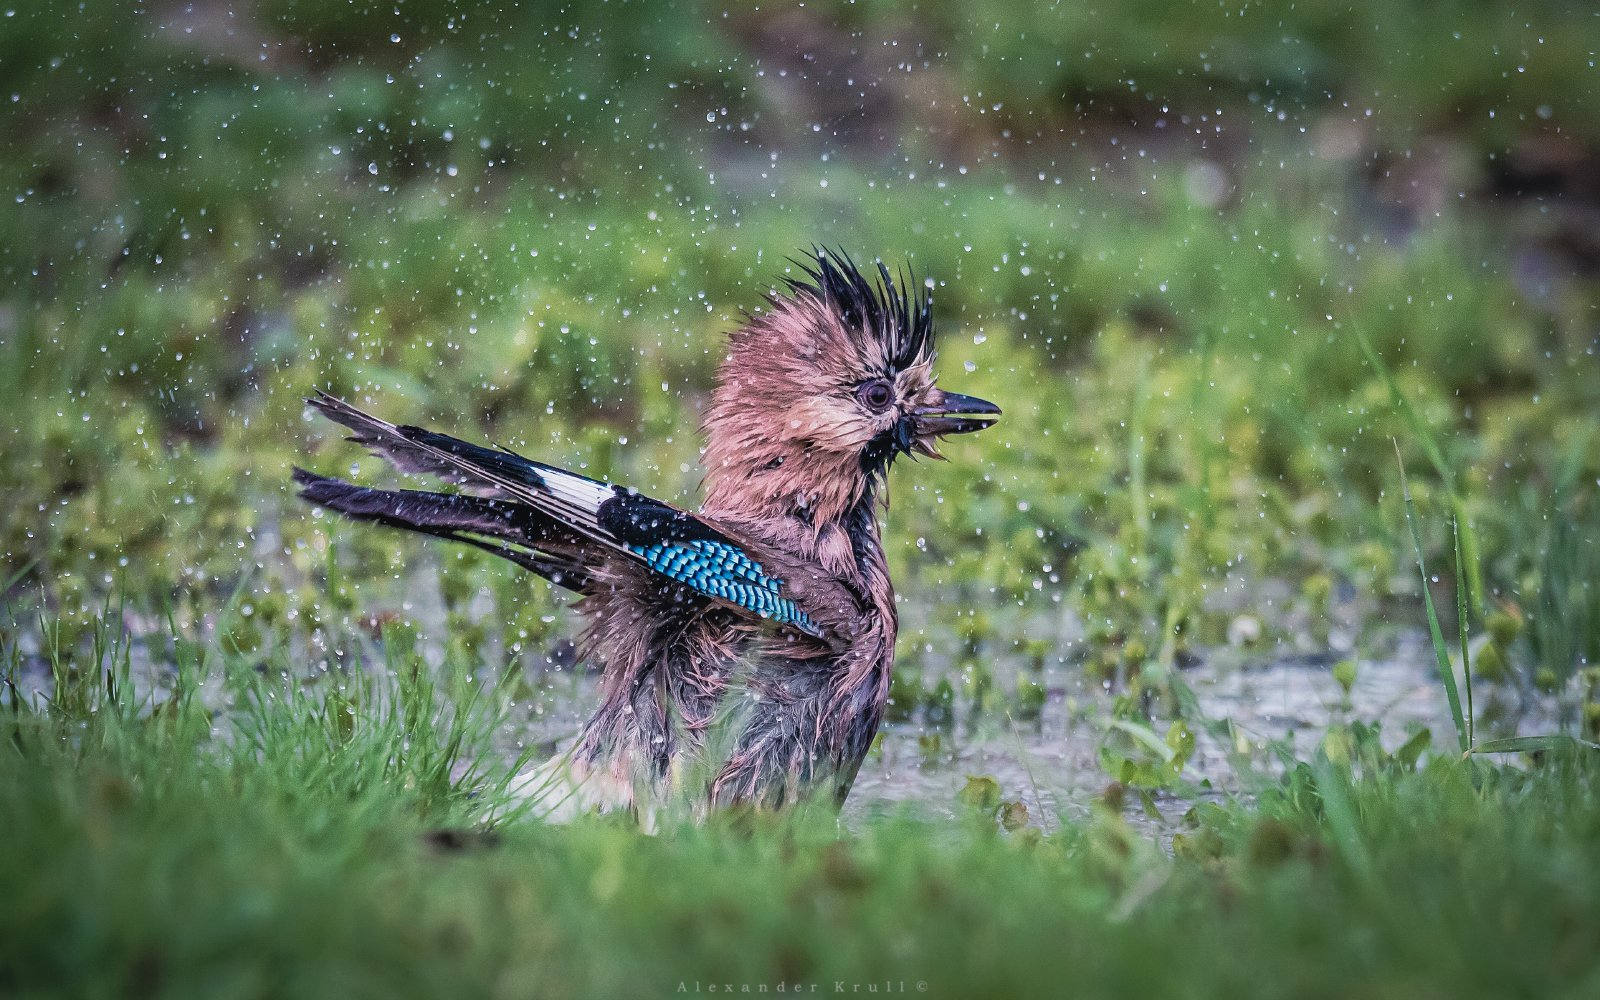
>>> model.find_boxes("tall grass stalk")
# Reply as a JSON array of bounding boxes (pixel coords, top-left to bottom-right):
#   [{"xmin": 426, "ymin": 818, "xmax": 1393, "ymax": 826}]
[
  {"xmin": 1452, "ymin": 515, "xmax": 1474, "ymax": 751},
  {"xmin": 1127, "ymin": 350, "xmax": 1152, "ymax": 575},
  {"xmin": 1354, "ymin": 320, "xmax": 1485, "ymax": 610},
  {"xmin": 1397, "ymin": 445, "xmax": 1600, "ymax": 757},
  {"xmin": 1395, "ymin": 442, "xmax": 1469, "ymax": 753}
]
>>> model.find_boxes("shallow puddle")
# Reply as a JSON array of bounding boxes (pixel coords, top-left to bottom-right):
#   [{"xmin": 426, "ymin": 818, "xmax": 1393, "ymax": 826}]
[
  {"xmin": 853, "ymin": 633, "xmax": 1464, "ymax": 830},
  {"xmin": 505, "ymin": 629, "xmax": 1484, "ymax": 832},
  {"xmin": 8, "ymin": 617, "xmax": 1550, "ymax": 834}
]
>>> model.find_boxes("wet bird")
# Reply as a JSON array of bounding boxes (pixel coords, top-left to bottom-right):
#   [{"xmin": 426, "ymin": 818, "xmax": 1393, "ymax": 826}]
[{"xmin": 294, "ymin": 249, "xmax": 1000, "ymax": 819}]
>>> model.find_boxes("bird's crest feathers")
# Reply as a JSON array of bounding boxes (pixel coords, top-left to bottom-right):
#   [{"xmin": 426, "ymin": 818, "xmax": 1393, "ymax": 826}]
[{"xmin": 779, "ymin": 247, "xmax": 935, "ymax": 374}]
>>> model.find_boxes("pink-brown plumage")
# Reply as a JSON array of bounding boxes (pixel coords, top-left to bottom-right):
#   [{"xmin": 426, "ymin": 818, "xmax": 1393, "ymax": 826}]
[{"xmin": 295, "ymin": 249, "xmax": 999, "ymax": 819}]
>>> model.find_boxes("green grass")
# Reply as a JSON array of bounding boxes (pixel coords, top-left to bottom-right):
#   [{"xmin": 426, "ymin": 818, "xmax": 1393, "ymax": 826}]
[
  {"xmin": 5, "ymin": 608, "xmax": 1600, "ymax": 999},
  {"xmin": 3, "ymin": 611, "xmax": 1600, "ymax": 992}
]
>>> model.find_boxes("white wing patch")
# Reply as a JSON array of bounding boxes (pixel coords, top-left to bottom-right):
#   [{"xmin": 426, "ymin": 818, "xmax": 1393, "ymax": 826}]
[{"xmin": 523, "ymin": 464, "xmax": 616, "ymax": 533}]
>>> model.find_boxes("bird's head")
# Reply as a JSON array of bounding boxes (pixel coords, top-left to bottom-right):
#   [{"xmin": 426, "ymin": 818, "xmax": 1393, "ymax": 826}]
[{"xmin": 701, "ymin": 249, "xmax": 1000, "ymax": 525}]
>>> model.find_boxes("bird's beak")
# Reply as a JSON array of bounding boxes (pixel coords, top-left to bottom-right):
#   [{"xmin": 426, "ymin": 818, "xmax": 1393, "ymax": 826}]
[
  {"xmin": 910, "ymin": 391, "xmax": 1000, "ymax": 457},
  {"xmin": 914, "ymin": 391, "xmax": 1001, "ymax": 436}
]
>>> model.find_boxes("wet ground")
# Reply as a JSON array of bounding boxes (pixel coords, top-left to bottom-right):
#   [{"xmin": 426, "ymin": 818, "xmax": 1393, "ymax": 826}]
[
  {"xmin": 851, "ymin": 635, "xmax": 1458, "ymax": 830},
  {"xmin": 505, "ymin": 629, "xmax": 1476, "ymax": 832},
  {"xmin": 9, "ymin": 614, "xmax": 1545, "ymax": 834}
]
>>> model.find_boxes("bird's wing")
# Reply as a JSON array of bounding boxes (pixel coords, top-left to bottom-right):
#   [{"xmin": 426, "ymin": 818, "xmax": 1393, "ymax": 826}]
[
  {"xmin": 292, "ymin": 468, "xmax": 598, "ymax": 595},
  {"xmin": 306, "ymin": 392, "xmax": 825, "ymax": 638}
]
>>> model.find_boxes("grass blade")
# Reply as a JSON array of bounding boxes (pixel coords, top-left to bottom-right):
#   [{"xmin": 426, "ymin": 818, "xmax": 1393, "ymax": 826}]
[
  {"xmin": 1128, "ymin": 349, "xmax": 1151, "ymax": 573},
  {"xmin": 1470, "ymin": 736, "xmax": 1600, "ymax": 755},
  {"xmin": 1354, "ymin": 320, "xmax": 1484, "ymax": 610},
  {"xmin": 1395, "ymin": 441, "xmax": 1468, "ymax": 753},
  {"xmin": 1107, "ymin": 719, "xmax": 1178, "ymax": 762},
  {"xmin": 1, "ymin": 557, "xmax": 40, "ymax": 597},
  {"xmin": 1452, "ymin": 515, "xmax": 1473, "ymax": 751}
]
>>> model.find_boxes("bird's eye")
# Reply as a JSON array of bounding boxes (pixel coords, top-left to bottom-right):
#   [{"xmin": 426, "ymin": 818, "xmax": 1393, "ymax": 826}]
[{"xmin": 856, "ymin": 379, "xmax": 895, "ymax": 413}]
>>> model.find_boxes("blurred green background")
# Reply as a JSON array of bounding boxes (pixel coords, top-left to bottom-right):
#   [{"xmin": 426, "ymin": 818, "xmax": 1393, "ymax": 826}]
[
  {"xmin": 5, "ymin": 5, "xmax": 1600, "ymax": 997},
  {"xmin": 2, "ymin": 0, "xmax": 1598, "ymax": 700}
]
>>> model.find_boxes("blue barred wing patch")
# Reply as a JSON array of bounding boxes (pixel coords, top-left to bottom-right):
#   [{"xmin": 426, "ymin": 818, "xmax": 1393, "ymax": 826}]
[{"xmin": 627, "ymin": 539, "xmax": 820, "ymax": 635}]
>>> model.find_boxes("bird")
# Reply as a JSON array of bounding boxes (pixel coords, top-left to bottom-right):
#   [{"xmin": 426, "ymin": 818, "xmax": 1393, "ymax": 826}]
[{"xmin": 293, "ymin": 248, "xmax": 1000, "ymax": 820}]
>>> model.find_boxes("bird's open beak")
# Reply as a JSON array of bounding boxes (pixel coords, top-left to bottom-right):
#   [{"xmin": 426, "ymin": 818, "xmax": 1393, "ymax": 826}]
[
  {"xmin": 910, "ymin": 391, "xmax": 1000, "ymax": 457},
  {"xmin": 914, "ymin": 392, "xmax": 1001, "ymax": 436}
]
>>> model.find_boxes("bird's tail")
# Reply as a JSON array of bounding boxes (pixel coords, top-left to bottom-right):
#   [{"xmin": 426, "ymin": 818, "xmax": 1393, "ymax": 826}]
[{"xmin": 292, "ymin": 468, "xmax": 593, "ymax": 592}]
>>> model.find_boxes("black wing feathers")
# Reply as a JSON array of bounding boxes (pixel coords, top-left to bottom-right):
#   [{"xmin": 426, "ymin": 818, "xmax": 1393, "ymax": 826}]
[
  {"xmin": 292, "ymin": 468, "xmax": 595, "ymax": 593},
  {"xmin": 596, "ymin": 492, "xmax": 724, "ymax": 547}
]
